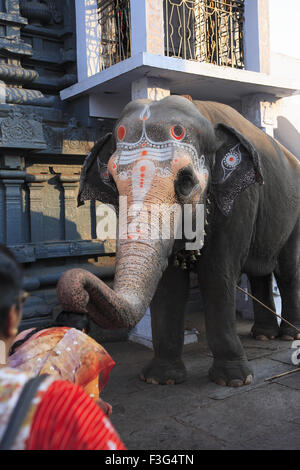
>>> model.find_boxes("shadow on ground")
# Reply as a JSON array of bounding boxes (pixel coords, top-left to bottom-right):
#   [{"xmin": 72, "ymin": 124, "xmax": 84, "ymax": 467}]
[{"xmin": 102, "ymin": 318, "xmax": 300, "ymax": 450}]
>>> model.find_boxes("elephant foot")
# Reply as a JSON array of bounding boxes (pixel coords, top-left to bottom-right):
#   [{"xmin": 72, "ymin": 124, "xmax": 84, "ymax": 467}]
[
  {"xmin": 251, "ymin": 324, "xmax": 279, "ymax": 341},
  {"xmin": 140, "ymin": 358, "xmax": 187, "ymax": 385},
  {"xmin": 209, "ymin": 359, "xmax": 253, "ymax": 388},
  {"xmin": 279, "ymin": 324, "xmax": 300, "ymax": 341},
  {"xmin": 279, "ymin": 332, "xmax": 300, "ymax": 341}
]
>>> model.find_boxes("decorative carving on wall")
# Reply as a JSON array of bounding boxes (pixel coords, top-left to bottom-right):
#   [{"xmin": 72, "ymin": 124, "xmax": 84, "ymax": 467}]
[
  {"xmin": 0, "ymin": 64, "xmax": 39, "ymax": 83},
  {"xmin": 44, "ymin": 0, "xmax": 63, "ymax": 24},
  {"xmin": 62, "ymin": 117, "xmax": 93, "ymax": 155},
  {"xmin": 0, "ymin": 107, "xmax": 47, "ymax": 149},
  {"xmin": 20, "ymin": 0, "xmax": 52, "ymax": 25}
]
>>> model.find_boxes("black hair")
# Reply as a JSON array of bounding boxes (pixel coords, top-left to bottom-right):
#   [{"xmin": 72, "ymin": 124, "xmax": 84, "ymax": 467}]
[
  {"xmin": 54, "ymin": 311, "xmax": 90, "ymax": 333},
  {"xmin": 9, "ymin": 311, "xmax": 90, "ymax": 356},
  {"xmin": 0, "ymin": 244, "xmax": 23, "ymax": 333}
]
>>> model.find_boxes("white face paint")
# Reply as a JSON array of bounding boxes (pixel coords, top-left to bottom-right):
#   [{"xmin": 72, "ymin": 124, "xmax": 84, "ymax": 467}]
[{"xmin": 113, "ymin": 104, "xmax": 208, "ymax": 203}]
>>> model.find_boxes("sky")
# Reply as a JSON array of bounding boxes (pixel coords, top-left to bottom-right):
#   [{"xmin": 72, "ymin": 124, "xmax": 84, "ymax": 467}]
[{"xmin": 269, "ymin": 0, "xmax": 300, "ymax": 59}]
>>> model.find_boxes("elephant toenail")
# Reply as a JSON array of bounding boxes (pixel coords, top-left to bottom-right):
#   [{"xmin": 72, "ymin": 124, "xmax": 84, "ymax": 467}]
[
  {"xmin": 295, "ymin": 334, "xmax": 300, "ymax": 340},
  {"xmin": 140, "ymin": 374, "xmax": 145, "ymax": 381},
  {"xmin": 280, "ymin": 335, "xmax": 294, "ymax": 341},
  {"xmin": 216, "ymin": 378, "xmax": 227, "ymax": 386},
  {"xmin": 256, "ymin": 335, "xmax": 269, "ymax": 341},
  {"xmin": 165, "ymin": 379, "xmax": 175, "ymax": 385},
  {"xmin": 228, "ymin": 379, "xmax": 243, "ymax": 387},
  {"xmin": 244, "ymin": 375, "xmax": 253, "ymax": 385},
  {"xmin": 146, "ymin": 378, "xmax": 159, "ymax": 385}
]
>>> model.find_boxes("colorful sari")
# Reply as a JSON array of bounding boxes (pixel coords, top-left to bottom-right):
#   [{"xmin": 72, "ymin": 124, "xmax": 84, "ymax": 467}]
[{"xmin": 8, "ymin": 327, "xmax": 115, "ymax": 401}]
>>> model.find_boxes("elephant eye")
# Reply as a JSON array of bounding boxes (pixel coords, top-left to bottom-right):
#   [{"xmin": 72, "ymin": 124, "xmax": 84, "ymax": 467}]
[
  {"xmin": 170, "ymin": 125, "xmax": 185, "ymax": 141},
  {"xmin": 117, "ymin": 125, "xmax": 126, "ymax": 141}
]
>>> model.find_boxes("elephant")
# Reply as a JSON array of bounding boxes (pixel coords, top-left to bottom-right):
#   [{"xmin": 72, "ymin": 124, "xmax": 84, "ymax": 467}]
[{"xmin": 57, "ymin": 95, "xmax": 300, "ymax": 388}]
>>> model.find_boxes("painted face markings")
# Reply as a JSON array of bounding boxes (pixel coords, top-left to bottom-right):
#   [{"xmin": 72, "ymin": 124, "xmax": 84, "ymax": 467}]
[
  {"xmin": 221, "ymin": 144, "xmax": 242, "ymax": 181},
  {"xmin": 170, "ymin": 125, "xmax": 185, "ymax": 141},
  {"xmin": 106, "ymin": 104, "xmax": 210, "ymax": 239},
  {"xmin": 117, "ymin": 125, "xmax": 126, "ymax": 141}
]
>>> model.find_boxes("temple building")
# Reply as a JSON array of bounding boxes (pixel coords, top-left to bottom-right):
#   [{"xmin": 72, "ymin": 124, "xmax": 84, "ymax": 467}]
[{"xmin": 0, "ymin": 0, "xmax": 299, "ymax": 341}]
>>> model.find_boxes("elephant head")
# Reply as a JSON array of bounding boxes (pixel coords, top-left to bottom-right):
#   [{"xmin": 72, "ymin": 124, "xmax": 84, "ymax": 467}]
[{"xmin": 57, "ymin": 96, "xmax": 263, "ymax": 329}]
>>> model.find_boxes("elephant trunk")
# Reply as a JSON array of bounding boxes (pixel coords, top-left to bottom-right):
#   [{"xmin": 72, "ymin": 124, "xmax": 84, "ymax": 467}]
[{"xmin": 56, "ymin": 239, "xmax": 171, "ymax": 330}]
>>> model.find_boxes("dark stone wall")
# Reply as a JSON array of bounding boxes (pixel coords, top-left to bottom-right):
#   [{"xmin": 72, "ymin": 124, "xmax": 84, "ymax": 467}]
[{"xmin": 0, "ymin": 0, "xmax": 116, "ymax": 332}]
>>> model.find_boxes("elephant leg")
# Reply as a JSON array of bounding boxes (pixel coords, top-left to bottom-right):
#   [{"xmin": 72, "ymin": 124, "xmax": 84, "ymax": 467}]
[
  {"xmin": 248, "ymin": 274, "xmax": 279, "ymax": 340},
  {"xmin": 275, "ymin": 219, "xmax": 300, "ymax": 340},
  {"xmin": 199, "ymin": 271, "xmax": 253, "ymax": 387},
  {"xmin": 140, "ymin": 260, "xmax": 190, "ymax": 385}
]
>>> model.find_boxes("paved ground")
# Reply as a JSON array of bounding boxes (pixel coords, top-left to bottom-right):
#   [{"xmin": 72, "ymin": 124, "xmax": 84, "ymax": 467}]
[{"xmin": 101, "ymin": 317, "xmax": 300, "ymax": 450}]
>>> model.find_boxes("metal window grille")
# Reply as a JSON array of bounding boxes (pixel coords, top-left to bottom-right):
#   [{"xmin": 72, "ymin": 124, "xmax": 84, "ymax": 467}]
[
  {"xmin": 164, "ymin": 0, "xmax": 245, "ymax": 69},
  {"xmin": 97, "ymin": 0, "xmax": 131, "ymax": 71}
]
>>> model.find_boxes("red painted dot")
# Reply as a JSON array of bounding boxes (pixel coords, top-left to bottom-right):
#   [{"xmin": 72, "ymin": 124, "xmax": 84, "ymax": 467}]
[
  {"xmin": 117, "ymin": 125, "xmax": 126, "ymax": 141},
  {"xmin": 113, "ymin": 163, "xmax": 116, "ymax": 170},
  {"xmin": 140, "ymin": 174, "xmax": 145, "ymax": 178},
  {"xmin": 140, "ymin": 166, "xmax": 146, "ymax": 172},
  {"xmin": 142, "ymin": 143, "xmax": 147, "ymax": 147},
  {"xmin": 141, "ymin": 150, "xmax": 147, "ymax": 156},
  {"xmin": 104, "ymin": 172, "xmax": 108, "ymax": 177},
  {"xmin": 229, "ymin": 157, "xmax": 234, "ymax": 162}
]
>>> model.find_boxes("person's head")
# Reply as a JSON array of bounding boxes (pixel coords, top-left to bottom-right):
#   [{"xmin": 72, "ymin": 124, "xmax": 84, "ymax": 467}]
[
  {"xmin": 54, "ymin": 311, "xmax": 90, "ymax": 334},
  {"xmin": 0, "ymin": 245, "xmax": 24, "ymax": 346}
]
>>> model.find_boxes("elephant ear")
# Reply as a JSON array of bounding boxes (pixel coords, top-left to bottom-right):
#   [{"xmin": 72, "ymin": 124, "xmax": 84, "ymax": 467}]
[
  {"xmin": 211, "ymin": 123, "xmax": 264, "ymax": 216},
  {"xmin": 78, "ymin": 133, "xmax": 118, "ymax": 209}
]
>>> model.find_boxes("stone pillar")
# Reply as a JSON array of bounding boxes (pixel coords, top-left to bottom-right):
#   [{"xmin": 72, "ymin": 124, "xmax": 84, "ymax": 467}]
[
  {"xmin": 0, "ymin": 181, "xmax": 5, "ymax": 243},
  {"xmin": 28, "ymin": 181, "xmax": 45, "ymax": 243},
  {"xmin": 242, "ymin": 93, "xmax": 277, "ymax": 137},
  {"xmin": 3, "ymin": 179, "xmax": 23, "ymax": 245},
  {"xmin": 61, "ymin": 177, "xmax": 80, "ymax": 240}
]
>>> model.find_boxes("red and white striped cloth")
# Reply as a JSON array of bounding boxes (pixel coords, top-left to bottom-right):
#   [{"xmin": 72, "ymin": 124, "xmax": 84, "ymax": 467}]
[{"xmin": 26, "ymin": 380, "xmax": 126, "ymax": 450}]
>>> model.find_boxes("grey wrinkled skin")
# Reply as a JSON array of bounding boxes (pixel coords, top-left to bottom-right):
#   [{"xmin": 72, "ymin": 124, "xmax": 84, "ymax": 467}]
[{"xmin": 58, "ymin": 96, "xmax": 300, "ymax": 387}]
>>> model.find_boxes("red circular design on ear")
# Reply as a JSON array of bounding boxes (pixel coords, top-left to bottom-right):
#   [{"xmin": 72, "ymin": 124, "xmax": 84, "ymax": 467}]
[
  {"xmin": 229, "ymin": 157, "xmax": 235, "ymax": 162},
  {"xmin": 117, "ymin": 125, "xmax": 126, "ymax": 141},
  {"xmin": 170, "ymin": 125, "xmax": 185, "ymax": 141}
]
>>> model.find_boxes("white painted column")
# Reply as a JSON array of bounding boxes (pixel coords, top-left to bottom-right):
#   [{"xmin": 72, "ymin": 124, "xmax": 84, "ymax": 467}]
[
  {"xmin": 75, "ymin": 0, "xmax": 101, "ymax": 81},
  {"xmin": 130, "ymin": 0, "xmax": 170, "ymax": 101},
  {"xmin": 131, "ymin": 77, "xmax": 170, "ymax": 101},
  {"xmin": 244, "ymin": 0, "xmax": 270, "ymax": 74},
  {"xmin": 130, "ymin": 0, "xmax": 165, "ymax": 56}
]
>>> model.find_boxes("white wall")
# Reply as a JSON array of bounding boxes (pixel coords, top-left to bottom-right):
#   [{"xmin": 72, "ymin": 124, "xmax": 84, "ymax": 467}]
[{"xmin": 269, "ymin": 0, "xmax": 300, "ymax": 159}]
